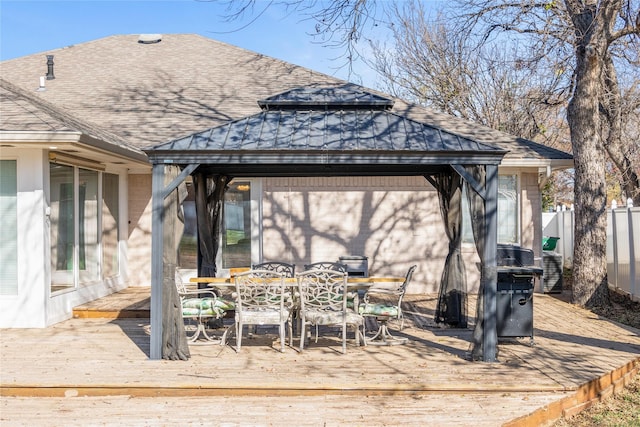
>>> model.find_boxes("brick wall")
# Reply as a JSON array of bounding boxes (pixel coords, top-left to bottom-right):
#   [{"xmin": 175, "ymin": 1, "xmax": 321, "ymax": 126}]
[{"xmin": 263, "ymin": 176, "xmax": 447, "ymax": 293}]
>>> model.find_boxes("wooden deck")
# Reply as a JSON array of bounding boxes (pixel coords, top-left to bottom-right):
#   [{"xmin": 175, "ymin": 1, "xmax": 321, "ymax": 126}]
[{"xmin": 1, "ymin": 287, "xmax": 639, "ymax": 426}]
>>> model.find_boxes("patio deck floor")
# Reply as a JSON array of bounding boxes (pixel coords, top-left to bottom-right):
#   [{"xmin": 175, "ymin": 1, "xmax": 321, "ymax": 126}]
[{"xmin": 1, "ymin": 288, "xmax": 639, "ymax": 426}]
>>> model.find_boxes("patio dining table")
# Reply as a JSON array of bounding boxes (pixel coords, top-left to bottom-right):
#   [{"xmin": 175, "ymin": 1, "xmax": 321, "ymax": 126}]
[{"xmin": 189, "ymin": 276, "xmax": 404, "ymax": 288}]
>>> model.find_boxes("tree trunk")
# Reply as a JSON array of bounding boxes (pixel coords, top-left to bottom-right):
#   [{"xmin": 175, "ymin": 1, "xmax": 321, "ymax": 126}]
[{"xmin": 565, "ymin": 1, "xmax": 610, "ymax": 308}]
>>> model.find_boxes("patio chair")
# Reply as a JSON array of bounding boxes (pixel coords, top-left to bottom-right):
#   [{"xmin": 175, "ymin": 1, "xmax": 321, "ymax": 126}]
[
  {"xmin": 359, "ymin": 265, "xmax": 416, "ymax": 345},
  {"xmin": 233, "ymin": 269, "xmax": 294, "ymax": 353},
  {"xmin": 176, "ymin": 272, "xmax": 234, "ymax": 345},
  {"xmin": 304, "ymin": 262, "xmax": 359, "ymax": 308},
  {"xmin": 248, "ymin": 262, "xmax": 295, "ymax": 335},
  {"xmin": 297, "ymin": 268, "xmax": 365, "ymax": 354},
  {"xmin": 252, "ymin": 262, "xmax": 296, "ymax": 278}
]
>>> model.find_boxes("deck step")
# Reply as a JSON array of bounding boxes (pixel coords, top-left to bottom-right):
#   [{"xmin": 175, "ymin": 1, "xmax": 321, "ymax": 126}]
[
  {"xmin": 72, "ymin": 287, "xmax": 150, "ymax": 319},
  {"xmin": 72, "ymin": 308, "xmax": 150, "ymax": 319}
]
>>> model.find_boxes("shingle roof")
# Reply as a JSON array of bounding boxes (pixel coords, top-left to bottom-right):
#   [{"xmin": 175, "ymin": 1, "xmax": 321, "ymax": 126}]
[
  {"xmin": 0, "ymin": 34, "xmax": 572, "ymax": 165},
  {"xmin": 0, "ymin": 78, "xmax": 146, "ymax": 161},
  {"xmin": 1, "ymin": 78, "xmax": 125, "ymax": 143}
]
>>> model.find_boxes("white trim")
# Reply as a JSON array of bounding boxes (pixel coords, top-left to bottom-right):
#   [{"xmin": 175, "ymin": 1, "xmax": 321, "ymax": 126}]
[
  {"xmin": 0, "ymin": 130, "xmax": 84, "ymax": 142},
  {"xmin": 500, "ymin": 158, "xmax": 573, "ymax": 170}
]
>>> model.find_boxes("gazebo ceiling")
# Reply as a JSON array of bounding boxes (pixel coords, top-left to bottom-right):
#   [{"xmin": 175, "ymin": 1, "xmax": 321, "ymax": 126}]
[{"xmin": 144, "ymin": 84, "xmax": 507, "ymax": 176}]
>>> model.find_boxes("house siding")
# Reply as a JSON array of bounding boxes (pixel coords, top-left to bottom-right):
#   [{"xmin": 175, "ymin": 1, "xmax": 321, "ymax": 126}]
[
  {"xmin": 521, "ymin": 172, "xmax": 543, "ymax": 257},
  {"xmin": 127, "ymin": 174, "xmax": 153, "ymax": 286},
  {"xmin": 0, "ymin": 149, "xmax": 48, "ymax": 327}
]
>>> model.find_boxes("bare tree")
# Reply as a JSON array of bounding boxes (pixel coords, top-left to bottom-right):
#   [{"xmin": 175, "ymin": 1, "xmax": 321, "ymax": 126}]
[
  {"xmin": 216, "ymin": 0, "xmax": 640, "ymax": 309},
  {"xmin": 370, "ymin": 2, "xmax": 569, "ymax": 150},
  {"xmin": 451, "ymin": 0, "xmax": 638, "ymax": 307},
  {"xmin": 356, "ymin": 0, "xmax": 640, "ymax": 307}
]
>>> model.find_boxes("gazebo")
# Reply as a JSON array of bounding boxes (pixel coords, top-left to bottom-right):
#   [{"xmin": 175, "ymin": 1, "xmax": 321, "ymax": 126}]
[{"xmin": 143, "ymin": 84, "xmax": 507, "ymax": 362}]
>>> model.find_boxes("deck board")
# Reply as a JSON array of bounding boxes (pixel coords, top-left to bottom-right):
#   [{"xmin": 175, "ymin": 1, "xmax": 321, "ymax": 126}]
[{"xmin": 2, "ymin": 288, "xmax": 639, "ymax": 426}]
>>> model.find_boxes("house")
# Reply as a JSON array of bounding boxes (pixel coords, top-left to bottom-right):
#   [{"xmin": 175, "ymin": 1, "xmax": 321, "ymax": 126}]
[{"xmin": 0, "ymin": 34, "xmax": 573, "ymax": 329}]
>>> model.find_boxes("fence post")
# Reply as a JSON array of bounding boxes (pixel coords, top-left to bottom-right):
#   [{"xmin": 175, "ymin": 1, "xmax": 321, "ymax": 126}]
[
  {"xmin": 611, "ymin": 207, "xmax": 619, "ymax": 290},
  {"xmin": 628, "ymin": 206, "xmax": 636, "ymax": 299}
]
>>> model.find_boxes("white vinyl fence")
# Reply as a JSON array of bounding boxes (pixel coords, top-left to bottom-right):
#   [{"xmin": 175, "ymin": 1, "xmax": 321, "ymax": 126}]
[{"xmin": 542, "ymin": 207, "xmax": 639, "ymax": 300}]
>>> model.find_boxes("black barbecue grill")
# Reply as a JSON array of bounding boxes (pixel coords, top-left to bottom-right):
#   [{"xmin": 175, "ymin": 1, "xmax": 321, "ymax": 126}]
[{"xmin": 496, "ymin": 244, "xmax": 542, "ymax": 345}]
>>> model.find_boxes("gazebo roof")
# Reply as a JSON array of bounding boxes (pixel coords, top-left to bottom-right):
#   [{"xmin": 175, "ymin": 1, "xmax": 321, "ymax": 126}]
[
  {"xmin": 257, "ymin": 83, "xmax": 395, "ymax": 110},
  {"xmin": 145, "ymin": 85, "xmax": 507, "ymax": 176}
]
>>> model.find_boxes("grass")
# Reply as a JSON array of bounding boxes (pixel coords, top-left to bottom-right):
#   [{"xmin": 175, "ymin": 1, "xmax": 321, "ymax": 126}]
[
  {"xmin": 553, "ymin": 372, "xmax": 640, "ymax": 426},
  {"xmin": 553, "ymin": 278, "xmax": 640, "ymax": 427}
]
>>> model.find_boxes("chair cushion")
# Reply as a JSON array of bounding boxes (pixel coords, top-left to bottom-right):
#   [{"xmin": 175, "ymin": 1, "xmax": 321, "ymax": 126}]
[
  {"xmin": 303, "ymin": 309, "xmax": 364, "ymax": 326},
  {"xmin": 359, "ymin": 303, "xmax": 399, "ymax": 318},
  {"xmin": 182, "ymin": 297, "xmax": 235, "ymax": 318},
  {"xmin": 213, "ymin": 298, "xmax": 235, "ymax": 311},
  {"xmin": 236, "ymin": 307, "xmax": 291, "ymax": 324},
  {"xmin": 182, "ymin": 306, "xmax": 222, "ymax": 317}
]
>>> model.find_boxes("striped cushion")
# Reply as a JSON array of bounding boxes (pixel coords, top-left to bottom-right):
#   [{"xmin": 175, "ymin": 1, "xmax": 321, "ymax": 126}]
[
  {"xmin": 359, "ymin": 303, "xmax": 399, "ymax": 317},
  {"xmin": 182, "ymin": 297, "xmax": 235, "ymax": 317}
]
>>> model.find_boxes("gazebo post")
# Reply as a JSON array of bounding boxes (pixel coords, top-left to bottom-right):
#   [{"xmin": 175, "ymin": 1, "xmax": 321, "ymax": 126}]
[
  {"xmin": 150, "ymin": 163, "xmax": 165, "ymax": 360},
  {"xmin": 150, "ymin": 163, "xmax": 200, "ymax": 360},
  {"xmin": 482, "ymin": 164, "xmax": 499, "ymax": 362}
]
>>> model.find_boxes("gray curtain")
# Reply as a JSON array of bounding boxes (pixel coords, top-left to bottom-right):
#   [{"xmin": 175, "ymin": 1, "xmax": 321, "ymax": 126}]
[
  {"xmin": 162, "ymin": 165, "xmax": 191, "ymax": 361},
  {"xmin": 193, "ymin": 173, "xmax": 231, "ymax": 278},
  {"xmin": 426, "ymin": 170, "xmax": 468, "ymax": 328},
  {"xmin": 465, "ymin": 165, "xmax": 487, "ymax": 361}
]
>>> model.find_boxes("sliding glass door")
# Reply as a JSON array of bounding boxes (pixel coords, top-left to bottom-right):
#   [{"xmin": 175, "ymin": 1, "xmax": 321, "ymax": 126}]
[{"xmin": 49, "ymin": 163, "xmax": 120, "ymax": 293}]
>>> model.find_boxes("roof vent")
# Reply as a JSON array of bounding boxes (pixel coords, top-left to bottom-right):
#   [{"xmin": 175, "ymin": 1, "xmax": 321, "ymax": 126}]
[
  {"xmin": 46, "ymin": 55, "xmax": 55, "ymax": 80},
  {"xmin": 138, "ymin": 34, "xmax": 162, "ymax": 44}
]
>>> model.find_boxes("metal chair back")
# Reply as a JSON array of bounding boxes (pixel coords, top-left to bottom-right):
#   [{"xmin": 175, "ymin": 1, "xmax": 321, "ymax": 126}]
[
  {"xmin": 303, "ymin": 262, "xmax": 347, "ymax": 272},
  {"xmin": 252, "ymin": 262, "xmax": 296, "ymax": 278}
]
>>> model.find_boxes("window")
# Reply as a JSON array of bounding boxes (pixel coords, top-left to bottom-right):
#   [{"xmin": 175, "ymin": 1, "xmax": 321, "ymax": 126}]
[
  {"xmin": 463, "ymin": 174, "xmax": 519, "ymax": 244},
  {"xmin": 177, "ymin": 179, "xmax": 258, "ymax": 271},
  {"xmin": 50, "ymin": 163, "xmax": 75, "ymax": 291},
  {"xmin": 0, "ymin": 160, "xmax": 18, "ymax": 295},
  {"xmin": 497, "ymin": 175, "xmax": 518, "ymax": 243},
  {"xmin": 222, "ymin": 181, "xmax": 253, "ymax": 269},
  {"xmin": 78, "ymin": 168, "xmax": 100, "ymax": 283},
  {"xmin": 102, "ymin": 173, "xmax": 119, "ymax": 278},
  {"xmin": 49, "ymin": 163, "xmax": 120, "ymax": 293}
]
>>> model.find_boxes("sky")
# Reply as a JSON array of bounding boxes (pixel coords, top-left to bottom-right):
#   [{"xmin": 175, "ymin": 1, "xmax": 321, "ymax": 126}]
[{"xmin": 0, "ymin": 0, "xmax": 387, "ymax": 88}]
